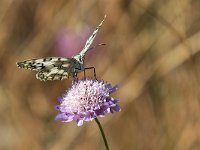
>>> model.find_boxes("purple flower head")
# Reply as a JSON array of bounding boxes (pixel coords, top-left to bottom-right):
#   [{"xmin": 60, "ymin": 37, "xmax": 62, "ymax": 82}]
[{"xmin": 55, "ymin": 79, "xmax": 121, "ymax": 126}]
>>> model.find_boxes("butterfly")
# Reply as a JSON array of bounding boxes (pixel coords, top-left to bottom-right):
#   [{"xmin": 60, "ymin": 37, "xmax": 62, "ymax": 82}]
[{"xmin": 16, "ymin": 15, "xmax": 106, "ymax": 81}]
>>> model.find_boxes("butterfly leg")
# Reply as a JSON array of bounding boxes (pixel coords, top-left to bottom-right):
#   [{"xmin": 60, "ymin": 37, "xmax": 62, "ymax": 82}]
[
  {"xmin": 84, "ymin": 69, "xmax": 86, "ymax": 79},
  {"xmin": 73, "ymin": 71, "xmax": 78, "ymax": 81},
  {"xmin": 75, "ymin": 67, "xmax": 97, "ymax": 79},
  {"xmin": 84, "ymin": 67, "xmax": 97, "ymax": 80}
]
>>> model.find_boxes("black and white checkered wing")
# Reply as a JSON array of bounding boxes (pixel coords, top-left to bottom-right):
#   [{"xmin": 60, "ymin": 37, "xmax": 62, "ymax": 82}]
[
  {"xmin": 16, "ymin": 57, "xmax": 79, "ymax": 81},
  {"xmin": 79, "ymin": 15, "xmax": 106, "ymax": 57}
]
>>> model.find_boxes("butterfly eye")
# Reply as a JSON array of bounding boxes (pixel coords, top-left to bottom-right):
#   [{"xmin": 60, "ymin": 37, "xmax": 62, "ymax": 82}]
[{"xmin": 80, "ymin": 57, "xmax": 83, "ymax": 62}]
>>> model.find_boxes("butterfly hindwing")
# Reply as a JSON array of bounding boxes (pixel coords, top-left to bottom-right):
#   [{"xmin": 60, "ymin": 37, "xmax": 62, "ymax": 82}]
[{"xmin": 36, "ymin": 67, "xmax": 69, "ymax": 81}]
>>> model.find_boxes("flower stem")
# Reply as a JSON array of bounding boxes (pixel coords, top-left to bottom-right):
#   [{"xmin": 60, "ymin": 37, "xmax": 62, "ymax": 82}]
[{"xmin": 95, "ymin": 118, "xmax": 109, "ymax": 150}]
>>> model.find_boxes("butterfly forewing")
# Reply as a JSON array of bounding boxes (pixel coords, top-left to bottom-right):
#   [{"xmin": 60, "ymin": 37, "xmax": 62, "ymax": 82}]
[
  {"xmin": 17, "ymin": 57, "xmax": 79, "ymax": 81},
  {"xmin": 79, "ymin": 15, "xmax": 106, "ymax": 57}
]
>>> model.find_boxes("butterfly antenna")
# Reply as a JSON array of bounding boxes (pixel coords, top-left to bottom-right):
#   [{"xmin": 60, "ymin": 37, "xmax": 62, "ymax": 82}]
[{"xmin": 88, "ymin": 43, "xmax": 106, "ymax": 51}]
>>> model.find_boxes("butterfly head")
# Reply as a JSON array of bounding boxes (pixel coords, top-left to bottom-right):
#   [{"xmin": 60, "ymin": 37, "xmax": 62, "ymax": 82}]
[{"xmin": 73, "ymin": 54, "xmax": 85, "ymax": 65}]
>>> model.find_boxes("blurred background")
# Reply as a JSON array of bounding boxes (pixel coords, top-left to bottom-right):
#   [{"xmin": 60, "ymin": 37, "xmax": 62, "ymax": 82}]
[{"xmin": 1, "ymin": 0, "xmax": 200, "ymax": 150}]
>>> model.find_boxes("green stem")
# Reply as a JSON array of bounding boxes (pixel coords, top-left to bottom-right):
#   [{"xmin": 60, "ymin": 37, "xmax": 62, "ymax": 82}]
[{"xmin": 95, "ymin": 118, "xmax": 110, "ymax": 150}]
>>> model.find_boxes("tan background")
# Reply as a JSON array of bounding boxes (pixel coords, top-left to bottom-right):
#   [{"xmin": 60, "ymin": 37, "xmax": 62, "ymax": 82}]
[{"xmin": 1, "ymin": 0, "xmax": 200, "ymax": 150}]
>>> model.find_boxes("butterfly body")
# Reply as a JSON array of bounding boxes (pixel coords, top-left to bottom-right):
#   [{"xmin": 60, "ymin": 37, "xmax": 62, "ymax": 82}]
[{"xmin": 16, "ymin": 15, "xmax": 106, "ymax": 81}]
